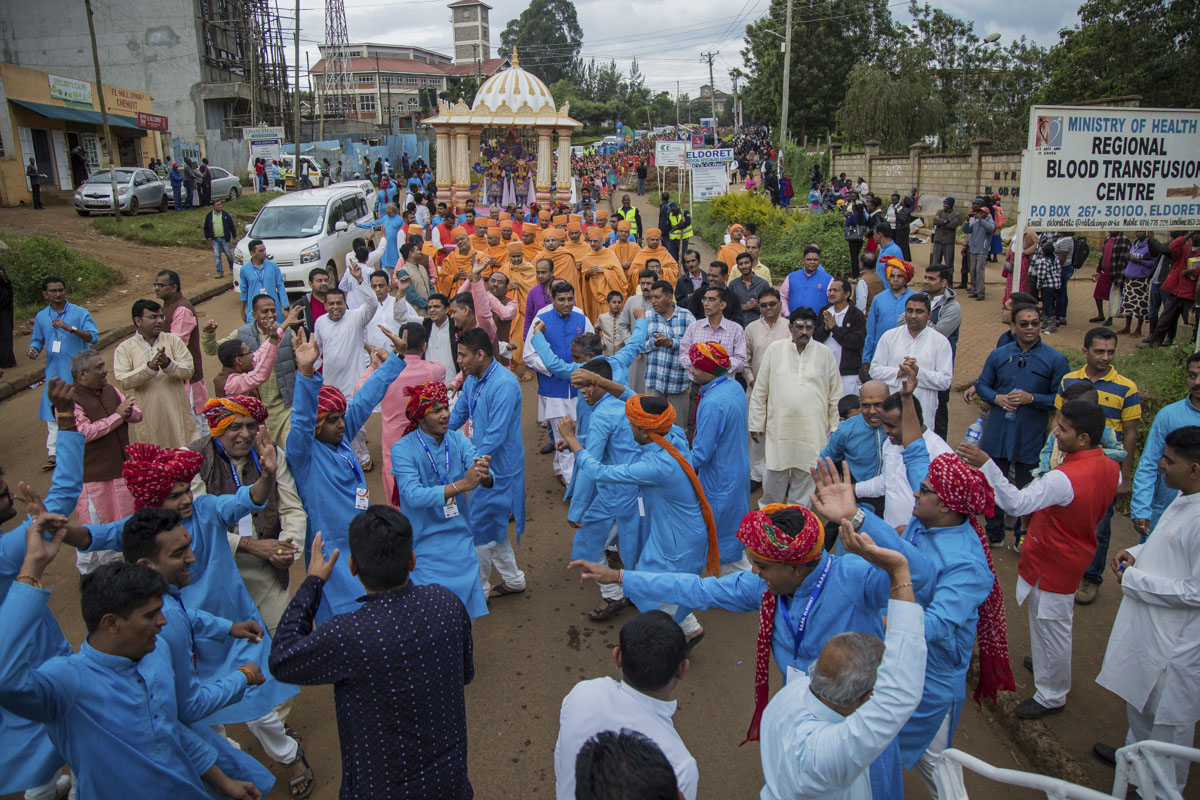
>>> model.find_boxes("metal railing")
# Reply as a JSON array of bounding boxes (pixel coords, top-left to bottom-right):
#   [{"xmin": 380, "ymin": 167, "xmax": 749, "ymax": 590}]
[{"xmin": 1113, "ymin": 740, "xmax": 1200, "ymax": 800}]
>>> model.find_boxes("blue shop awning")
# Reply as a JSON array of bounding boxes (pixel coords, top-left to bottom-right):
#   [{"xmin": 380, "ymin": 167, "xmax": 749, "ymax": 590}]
[{"xmin": 9, "ymin": 99, "xmax": 144, "ymax": 131}]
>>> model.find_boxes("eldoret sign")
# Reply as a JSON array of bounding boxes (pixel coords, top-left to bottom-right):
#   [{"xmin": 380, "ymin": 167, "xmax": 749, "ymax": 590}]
[{"xmin": 1022, "ymin": 105, "xmax": 1200, "ymax": 230}]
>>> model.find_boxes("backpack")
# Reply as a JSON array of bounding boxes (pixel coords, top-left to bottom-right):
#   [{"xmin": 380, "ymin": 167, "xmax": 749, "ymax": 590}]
[{"xmin": 1072, "ymin": 236, "xmax": 1090, "ymax": 270}]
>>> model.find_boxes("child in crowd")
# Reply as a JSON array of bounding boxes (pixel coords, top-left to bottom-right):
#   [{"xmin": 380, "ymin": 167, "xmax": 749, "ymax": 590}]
[{"xmin": 838, "ymin": 394, "xmax": 861, "ymax": 422}]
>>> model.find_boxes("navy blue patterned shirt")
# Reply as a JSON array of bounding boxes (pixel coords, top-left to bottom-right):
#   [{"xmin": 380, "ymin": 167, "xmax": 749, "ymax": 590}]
[{"xmin": 269, "ymin": 575, "xmax": 474, "ymax": 799}]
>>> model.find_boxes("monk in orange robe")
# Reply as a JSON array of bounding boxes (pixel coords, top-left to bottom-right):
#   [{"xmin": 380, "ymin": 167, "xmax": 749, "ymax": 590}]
[
  {"xmin": 532, "ymin": 210, "xmax": 554, "ymax": 246},
  {"xmin": 562, "ymin": 222, "xmax": 591, "ymax": 265},
  {"xmin": 470, "ymin": 218, "xmax": 491, "ymax": 256},
  {"xmin": 611, "ymin": 220, "xmax": 641, "ymax": 279},
  {"xmin": 406, "ymin": 223, "xmax": 442, "ymax": 279},
  {"xmin": 500, "ymin": 240, "xmax": 539, "ymax": 380},
  {"xmin": 579, "ymin": 227, "xmax": 629, "ymax": 322},
  {"xmin": 534, "ymin": 231, "xmax": 581, "ymax": 288},
  {"xmin": 498, "ymin": 219, "xmax": 518, "ymax": 249},
  {"xmin": 437, "ymin": 227, "xmax": 479, "ymax": 296},
  {"xmin": 628, "ymin": 228, "xmax": 678, "ymax": 286},
  {"xmin": 717, "ymin": 223, "xmax": 748, "ymax": 269},
  {"xmin": 521, "ymin": 226, "xmax": 541, "ymax": 263},
  {"xmin": 485, "ymin": 224, "xmax": 510, "ymax": 267}
]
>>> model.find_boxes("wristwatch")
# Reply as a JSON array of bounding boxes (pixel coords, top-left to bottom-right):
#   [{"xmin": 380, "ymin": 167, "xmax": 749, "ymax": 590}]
[{"xmin": 851, "ymin": 509, "xmax": 866, "ymax": 532}]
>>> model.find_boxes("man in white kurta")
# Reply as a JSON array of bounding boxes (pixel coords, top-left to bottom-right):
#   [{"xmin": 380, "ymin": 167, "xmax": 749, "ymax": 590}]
[
  {"xmin": 313, "ymin": 272, "xmax": 380, "ymax": 466},
  {"xmin": 868, "ymin": 294, "xmax": 953, "ymax": 428},
  {"xmin": 749, "ymin": 308, "xmax": 842, "ymax": 507},
  {"xmin": 112, "ymin": 301, "xmax": 195, "ymax": 449},
  {"xmin": 1095, "ymin": 427, "xmax": 1200, "ymax": 796},
  {"xmin": 741, "ymin": 287, "xmax": 792, "ymax": 484}
]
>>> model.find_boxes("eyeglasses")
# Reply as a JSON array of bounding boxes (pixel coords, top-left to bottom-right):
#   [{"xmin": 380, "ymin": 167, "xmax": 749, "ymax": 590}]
[
  {"xmin": 152, "ymin": 282, "xmax": 168, "ymax": 289},
  {"xmin": 759, "ymin": 301, "xmax": 780, "ymax": 308},
  {"xmin": 1015, "ymin": 319, "xmax": 1041, "ymax": 328}
]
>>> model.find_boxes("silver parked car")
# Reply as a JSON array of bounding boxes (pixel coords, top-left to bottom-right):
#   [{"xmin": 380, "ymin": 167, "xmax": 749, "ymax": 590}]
[
  {"xmin": 74, "ymin": 168, "xmax": 169, "ymax": 216},
  {"xmin": 207, "ymin": 166, "xmax": 242, "ymax": 201}
]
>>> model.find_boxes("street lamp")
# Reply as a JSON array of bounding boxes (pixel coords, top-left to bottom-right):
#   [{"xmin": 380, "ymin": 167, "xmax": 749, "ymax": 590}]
[{"xmin": 961, "ymin": 33, "xmax": 1001, "ymax": 94}]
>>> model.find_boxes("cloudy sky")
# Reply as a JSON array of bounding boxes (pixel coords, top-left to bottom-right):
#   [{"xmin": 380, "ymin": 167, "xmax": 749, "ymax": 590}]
[{"xmin": 289, "ymin": 0, "xmax": 1081, "ymax": 99}]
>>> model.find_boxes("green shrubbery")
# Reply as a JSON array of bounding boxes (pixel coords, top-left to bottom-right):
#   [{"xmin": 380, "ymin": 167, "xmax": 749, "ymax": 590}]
[
  {"xmin": 90, "ymin": 192, "xmax": 280, "ymax": 250},
  {"xmin": 692, "ymin": 191, "xmax": 852, "ymax": 281},
  {"xmin": 1, "ymin": 234, "xmax": 123, "ymax": 321}
]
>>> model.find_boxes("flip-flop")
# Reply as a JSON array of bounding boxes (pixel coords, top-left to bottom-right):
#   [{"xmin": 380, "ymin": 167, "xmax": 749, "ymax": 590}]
[
  {"xmin": 488, "ymin": 583, "xmax": 525, "ymax": 599},
  {"xmin": 684, "ymin": 630, "xmax": 706, "ymax": 655}
]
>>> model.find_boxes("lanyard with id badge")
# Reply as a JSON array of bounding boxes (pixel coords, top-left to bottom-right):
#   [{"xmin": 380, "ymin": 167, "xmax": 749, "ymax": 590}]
[
  {"xmin": 217, "ymin": 441, "xmax": 261, "ymax": 538},
  {"xmin": 50, "ymin": 306, "xmax": 68, "ymax": 354},
  {"xmin": 417, "ymin": 429, "xmax": 458, "ymax": 518},
  {"xmin": 464, "ymin": 361, "xmax": 499, "ymax": 440},
  {"xmin": 779, "ymin": 558, "xmax": 833, "ymax": 684},
  {"xmin": 333, "ymin": 444, "xmax": 370, "ymax": 510}
]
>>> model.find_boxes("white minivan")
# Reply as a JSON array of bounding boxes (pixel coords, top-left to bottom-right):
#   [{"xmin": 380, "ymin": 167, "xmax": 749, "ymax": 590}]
[{"xmin": 232, "ymin": 185, "xmax": 375, "ymax": 297}]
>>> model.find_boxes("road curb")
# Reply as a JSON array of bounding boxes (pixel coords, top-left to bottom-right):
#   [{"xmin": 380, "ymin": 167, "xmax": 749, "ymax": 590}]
[
  {"xmin": 966, "ymin": 661, "xmax": 1091, "ymax": 785},
  {"xmin": 0, "ymin": 282, "xmax": 232, "ymax": 403}
]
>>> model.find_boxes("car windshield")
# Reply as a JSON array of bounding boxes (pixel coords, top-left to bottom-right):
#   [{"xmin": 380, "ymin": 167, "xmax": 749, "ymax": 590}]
[
  {"xmin": 249, "ymin": 204, "xmax": 326, "ymax": 239},
  {"xmin": 85, "ymin": 170, "xmax": 134, "ymax": 185}
]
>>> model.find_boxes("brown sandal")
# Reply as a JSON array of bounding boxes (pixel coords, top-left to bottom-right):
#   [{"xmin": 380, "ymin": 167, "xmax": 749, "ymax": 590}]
[{"xmin": 587, "ymin": 597, "xmax": 631, "ymax": 621}]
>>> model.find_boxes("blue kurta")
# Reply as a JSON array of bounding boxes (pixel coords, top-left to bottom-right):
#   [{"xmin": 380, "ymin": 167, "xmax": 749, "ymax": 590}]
[
  {"xmin": 819, "ymin": 412, "xmax": 886, "ymax": 483},
  {"xmin": 1131, "ymin": 396, "xmax": 1200, "ymax": 532},
  {"xmin": 863, "ymin": 287, "xmax": 914, "ymax": 363},
  {"xmin": 974, "ymin": 340, "xmax": 1069, "ymax": 465},
  {"xmin": 575, "ymin": 427, "xmax": 708, "ymax": 623},
  {"xmin": 358, "ymin": 212, "xmax": 404, "ymax": 268},
  {"xmin": 392, "ymin": 429, "xmax": 489, "ymax": 618},
  {"xmin": 448, "ymin": 360, "xmax": 526, "ymax": 546},
  {"xmin": 690, "ymin": 375, "xmax": 750, "ymax": 565},
  {"xmin": 0, "ymin": 583, "xmax": 218, "ymax": 799},
  {"xmin": 530, "ymin": 316, "xmax": 648, "ymax": 438},
  {"xmin": 0, "ymin": 429, "xmax": 83, "ymax": 792},
  {"xmin": 567, "ymin": 393, "xmax": 644, "ymax": 564},
  {"xmin": 287, "ymin": 355, "xmax": 405, "ymax": 621},
  {"xmin": 86, "ymin": 488, "xmax": 298, "ymax": 724},
  {"xmin": 29, "ymin": 303, "xmax": 98, "ymax": 421},
  {"xmin": 622, "ymin": 530, "xmax": 933, "ymax": 800}
]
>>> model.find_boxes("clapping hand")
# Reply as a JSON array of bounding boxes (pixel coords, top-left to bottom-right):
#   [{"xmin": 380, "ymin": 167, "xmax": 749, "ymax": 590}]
[
  {"xmin": 22, "ymin": 511, "xmax": 69, "ymax": 578},
  {"xmin": 377, "ymin": 325, "xmax": 409, "ymax": 356},
  {"xmin": 46, "ymin": 377, "xmax": 76, "ymax": 414},
  {"xmin": 306, "ymin": 531, "xmax": 340, "ymax": 581},
  {"xmin": 898, "ymin": 360, "xmax": 918, "ymax": 396},
  {"xmin": 254, "ymin": 426, "xmax": 277, "ymax": 474},
  {"xmin": 202, "ymin": 319, "xmax": 219, "ymax": 334},
  {"xmin": 632, "ymin": 305, "xmax": 646, "ymax": 320},
  {"xmin": 116, "ymin": 395, "xmax": 136, "ymax": 419},
  {"xmin": 809, "ymin": 457, "xmax": 859, "ymax": 524}
]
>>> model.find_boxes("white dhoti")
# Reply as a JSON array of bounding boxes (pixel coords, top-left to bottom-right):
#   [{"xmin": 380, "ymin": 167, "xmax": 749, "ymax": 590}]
[{"xmin": 476, "ymin": 536, "xmax": 526, "ymax": 594}]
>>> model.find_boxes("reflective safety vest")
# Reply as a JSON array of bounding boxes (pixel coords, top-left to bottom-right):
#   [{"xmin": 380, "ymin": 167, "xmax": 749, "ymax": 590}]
[
  {"xmin": 614, "ymin": 206, "xmax": 638, "ymax": 237},
  {"xmin": 668, "ymin": 211, "xmax": 693, "ymax": 241}
]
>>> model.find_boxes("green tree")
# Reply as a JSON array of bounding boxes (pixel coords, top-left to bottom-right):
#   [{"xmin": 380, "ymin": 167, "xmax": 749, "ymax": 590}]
[
  {"xmin": 1036, "ymin": 0, "xmax": 1199, "ymax": 109},
  {"xmin": 836, "ymin": 55, "xmax": 946, "ymax": 151},
  {"xmin": 741, "ymin": 0, "xmax": 892, "ymax": 143},
  {"xmin": 498, "ymin": 0, "xmax": 584, "ymax": 86}
]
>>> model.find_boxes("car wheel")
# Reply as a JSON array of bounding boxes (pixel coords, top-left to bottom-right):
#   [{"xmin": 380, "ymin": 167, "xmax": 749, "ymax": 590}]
[
  {"xmin": 128, "ymin": 197, "xmax": 139, "ymax": 216},
  {"xmin": 228, "ymin": 186, "xmax": 240, "ymax": 201},
  {"xmin": 76, "ymin": 209, "xmax": 90, "ymax": 217},
  {"xmin": 326, "ymin": 261, "xmax": 338, "ymax": 284},
  {"xmin": 159, "ymin": 194, "xmax": 169, "ymax": 213}
]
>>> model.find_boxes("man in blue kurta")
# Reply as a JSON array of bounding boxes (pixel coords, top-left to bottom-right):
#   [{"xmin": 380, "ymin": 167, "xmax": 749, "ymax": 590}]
[
  {"xmin": 1131, "ymin": 351, "xmax": 1200, "ymax": 538},
  {"xmin": 449, "ymin": 328, "xmax": 527, "ymax": 599},
  {"xmin": 863, "ymin": 257, "xmax": 914, "ymax": 364},
  {"xmin": 392, "ymin": 379, "xmax": 492, "ymax": 618},
  {"xmin": 569, "ymin": 501, "xmax": 930, "ymax": 800},
  {"xmin": 686, "ymin": 341, "xmax": 751, "ymax": 573},
  {"xmin": 0, "ymin": 542, "xmax": 262, "ymax": 800},
  {"xmin": 27, "ymin": 276, "xmax": 98, "ymax": 469},
  {"xmin": 239, "ymin": 239, "xmax": 288, "ymax": 324},
  {"xmin": 286, "ymin": 325, "xmax": 407, "ymax": 622},
  {"xmin": 820, "ymin": 379, "xmax": 889, "ymax": 516},
  {"xmin": 0, "ymin": 378, "xmax": 85, "ymax": 798},
  {"xmin": 557, "ymin": 394, "xmax": 719, "ymax": 647}
]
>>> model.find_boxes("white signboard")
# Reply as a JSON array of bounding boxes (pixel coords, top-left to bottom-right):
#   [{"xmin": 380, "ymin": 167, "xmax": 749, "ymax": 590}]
[
  {"xmin": 656, "ymin": 141, "xmax": 686, "ymax": 169},
  {"xmin": 244, "ymin": 125, "xmax": 285, "ymax": 164},
  {"xmin": 686, "ymin": 147, "xmax": 735, "ymax": 168},
  {"xmin": 49, "ymin": 74, "xmax": 92, "ymax": 105},
  {"xmin": 691, "ymin": 165, "xmax": 729, "ymax": 203},
  {"xmin": 1023, "ymin": 105, "xmax": 1200, "ymax": 231}
]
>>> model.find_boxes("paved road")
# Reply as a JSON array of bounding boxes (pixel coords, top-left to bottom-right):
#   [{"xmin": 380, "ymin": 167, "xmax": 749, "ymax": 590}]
[{"xmin": 3, "ymin": 205, "xmax": 1195, "ymax": 798}]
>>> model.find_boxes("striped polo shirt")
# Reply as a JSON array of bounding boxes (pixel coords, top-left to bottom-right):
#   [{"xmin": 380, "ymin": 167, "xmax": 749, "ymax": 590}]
[{"xmin": 1056, "ymin": 366, "xmax": 1141, "ymax": 438}]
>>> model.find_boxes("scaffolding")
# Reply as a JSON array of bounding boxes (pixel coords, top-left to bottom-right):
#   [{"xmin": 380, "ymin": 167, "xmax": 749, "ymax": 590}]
[
  {"xmin": 321, "ymin": 0, "xmax": 357, "ymax": 120},
  {"xmin": 196, "ymin": 0, "xmax": 291, "ymax": 138}
]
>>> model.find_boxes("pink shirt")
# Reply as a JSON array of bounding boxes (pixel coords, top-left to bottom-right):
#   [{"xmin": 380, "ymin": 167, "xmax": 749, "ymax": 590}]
[
  {"xmin": 221, "ymin": 339, "xmax": 279, "ymax": 395},
  {"xmin": 73, "ymin": 387, "xmax": 144, "ymax": 441}
]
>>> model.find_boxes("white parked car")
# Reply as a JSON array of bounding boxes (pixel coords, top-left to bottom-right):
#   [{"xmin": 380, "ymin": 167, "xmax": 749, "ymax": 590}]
[
  {"xmin": 232, "ymin": 186, "xmax": 374, "ymax": 298},
  {"xmin": 207, "ymin": 166, "xmax": 242, "ymax": 201}
]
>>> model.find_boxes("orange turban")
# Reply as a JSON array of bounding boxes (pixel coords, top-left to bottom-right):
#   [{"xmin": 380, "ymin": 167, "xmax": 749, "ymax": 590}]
[
  {"xmin": 566, "ymin": 222, "xmax": 582, "ymax": 233},
  {"xmin": 406, "ymin": 224, "xmax": 424, "ymax": 236},
  {"xmin": 729, "ymin": 223, "xmax": 745, "ymax": 234},
  {"xmin": 616, "ymin": 221, "xmax": 631, "ymax": 232},
  {"xmin": 451, "ymin": 226, "xmax": 468, "ymax": 238},
  {"xmin": 552, "ymin": 215, "xmax": 567, "ymax": 225},
  {"xmin": 476, "ymin": 218, "xmax": 492, "ymax": 229},
  {"xmin": 538, "ymin": 210, "xmax": 552, "ymax": 221},
  {"xmin": 403, "ymin": 380, "xmax": 448, "ymax": 436},
  {"xmin": 568, "ymin": 214, "xmax": 582, "ymax": 223},
  {"xmin": 623, "ymin": 395, "xmax": 720, "ymax": 578},
  {"xmin": 688, "ymin": 341, "xmax": 730, "ymax": 376},
  {"xmin": 586, "ymin": 227, "xmax": 604, "ymax": 241},
  {"xmin": 645, "ymin": 228, "xmax": 662, "ymax": 238},
  {"xmin": 596, "ymin": 209, "xmax": 610, "ymax": 220},
  {"xmin": 499, "ymin": 220, "xmax": 514, "ymax": 231},
  {"xmin": 203, "ymin": 395, "xmax": 268, "ymax": 437},
  {"xmin": 882, "ymin": 255, "xmax": 914, "ymax": 281},
  {"xmin": 122, "ymin": 442, "xmax": 204, "ymax": 510},
  {"xmin": 507, "ymin": 241, "xmax": 525, "ymax": 256},
  {"xmin": 499, "ymin": 212, "xmax": 511, "ymax": 220},
  {"xmin": 315, "ymin": 385, "xmax": 347, "ymax": 432}
]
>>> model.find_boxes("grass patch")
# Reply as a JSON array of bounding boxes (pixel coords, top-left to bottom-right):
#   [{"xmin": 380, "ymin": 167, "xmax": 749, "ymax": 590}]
[
  {"xmin": 2, "ymin": 233, "xmax": 123, "ymax": 321},
  {"xmin": 89, "ymin": 192, "xmax": 281, "ymax": 250}
]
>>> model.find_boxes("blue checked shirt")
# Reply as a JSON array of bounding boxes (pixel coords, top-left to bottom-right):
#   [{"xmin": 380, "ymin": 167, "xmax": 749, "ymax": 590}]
[{"xmin": 642, "ymin": 305, "xmax": 697, "ymax": 395}]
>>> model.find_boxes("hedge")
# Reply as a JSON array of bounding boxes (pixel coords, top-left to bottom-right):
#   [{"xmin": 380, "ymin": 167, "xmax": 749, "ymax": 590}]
[{"xmin": 1, "ymin": 234, "xmax": 123, "ymax": 321}]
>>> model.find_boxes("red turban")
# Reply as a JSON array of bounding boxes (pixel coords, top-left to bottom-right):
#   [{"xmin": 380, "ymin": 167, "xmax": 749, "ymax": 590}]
[
  {"xmin": 122, "ymin": 442, "xmax": 204, "ymax": 509},
  {"xmin": 403, "ymin": 380, "xmax": 449, "ymax": 435},
  {"xmin": 316, "ymin": 385, "xmax": 347, "ymax": 432},
  {"xmin": 688, "ymin": 341, "xmax": 730, "ymax": 376},
  {"xmin": 203, "ymin": 395, "xmax": 268, "ymax": 437},
  {"xmin": 927, "ymin": 453, "xmax": 1015, "ymax": 704},
  {"xmin": 881, "ymin": 255, "xmax": 914, "ymax": 281},
  {"xmin": 735, "ymin": 504, "xmax": 825, "ymax": 743},
  {"xmin": 624, "ymin": 396, "xmax": 721, "ymax": 577}
]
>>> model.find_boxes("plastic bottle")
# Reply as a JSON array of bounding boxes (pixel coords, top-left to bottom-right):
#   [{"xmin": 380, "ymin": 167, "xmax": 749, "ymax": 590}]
[
  {"xmin": 963, "ymin": 417, "xmax": 984, "ymax": 447},
  {"xmin": 1005, "ymin": 388, "xmax": 1017, "ymax": 421}
]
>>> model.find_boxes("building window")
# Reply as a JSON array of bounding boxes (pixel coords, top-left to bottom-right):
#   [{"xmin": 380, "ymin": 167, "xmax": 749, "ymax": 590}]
[
  {"xmin": 404, "ymin": 76, "xmax": 416, "ymax": 84},
  {"xmin": 355, "ymin": 74, "xmax": 373, "ymax": 84},
  {"xmin": 359, "ymin": 95, "xmax": 376, "ymax": 112},
  {"xmin": 408, "ymin": 98, "xmax": 419, "ymax": 110}
]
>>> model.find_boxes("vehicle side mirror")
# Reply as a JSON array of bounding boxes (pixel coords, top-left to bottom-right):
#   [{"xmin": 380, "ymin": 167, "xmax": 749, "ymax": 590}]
[
  {"xmin": 244, "ymin": 223, "xmax": 252, "ymax": 232},
  {"xmin": 334, "ymin": 221, "xmax": 348, "ymax": 232}
]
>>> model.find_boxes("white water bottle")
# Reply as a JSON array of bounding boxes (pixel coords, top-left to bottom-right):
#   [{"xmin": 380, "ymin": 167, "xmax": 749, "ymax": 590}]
[{"xmin": 963, "ymin": 417, "xmax": 984, "ymax": 448}]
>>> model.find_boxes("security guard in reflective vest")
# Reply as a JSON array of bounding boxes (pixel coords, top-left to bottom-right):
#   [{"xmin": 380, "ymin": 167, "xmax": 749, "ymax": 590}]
[
  {"xmin": 614, "ymin": 195, "xmax": 641, "ymax": 243},
  {"xmin": 666, "ymin": 202, "xmax": 692, "ymax": 262}
]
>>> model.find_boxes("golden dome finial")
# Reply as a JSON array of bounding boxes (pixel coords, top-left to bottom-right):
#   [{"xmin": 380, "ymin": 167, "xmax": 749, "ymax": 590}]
[{"xmin": 511, "ymin": 46, "xmax": 519, "ymax": 67}]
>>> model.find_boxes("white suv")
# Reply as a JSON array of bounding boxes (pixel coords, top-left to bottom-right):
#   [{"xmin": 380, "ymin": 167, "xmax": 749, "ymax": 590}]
[{"xmin": 232, "ymin": 185, "xmax": 374, "ymax": 298}]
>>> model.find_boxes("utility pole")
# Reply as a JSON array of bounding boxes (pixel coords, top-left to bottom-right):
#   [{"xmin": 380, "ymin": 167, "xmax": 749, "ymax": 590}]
[
  {"xmin": 700, "ymin": 51, "xmax": 718, "ymax": 140},
  {"xmin": 250, "ymin": 28, "xmax": 259, "ymax": 125},
  {"xmin": 675, "ymin": 80, "xmax": 680, "ymax": 128},
  {"xmin": 778, "ymin": 0, "xmax": 793, "ymax": 178},
  {"xmin": 305, "ymin": 51, "xmax": 313, "ymax": 142},
  {"xmin": 84, "ymin": 0, "xmax": 120, "ymax": 219},
  {"xmin": 293, "ymin": 0, "xmax": 300, "ymax": 190}
]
